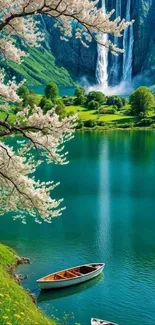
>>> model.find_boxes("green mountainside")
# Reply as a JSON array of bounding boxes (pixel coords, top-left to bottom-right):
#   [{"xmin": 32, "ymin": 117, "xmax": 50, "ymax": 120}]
[
  {"xmin": 1, "ymin": 0, "xmax": 155, "ymax": 87},
  {"xmin": 1, "ymin": 47, "xmax": 75, "ymax": 87}
]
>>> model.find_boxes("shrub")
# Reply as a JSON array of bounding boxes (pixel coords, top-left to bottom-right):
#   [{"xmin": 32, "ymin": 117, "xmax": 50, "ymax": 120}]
[
  {"xmin": 74, "ymin": 94, "xmax": 87, "ymax": 105},
  {"xmin": 88, "ymin": 100, "xmax": 99, "ymax": 110},
  {"xmin": 99, "ymin": 106, "xmax": 116, "ymax": 114},
  {"xmin": 66, "ymin": 110, "xmax": 75, "ymax": 117},
  {"xmin": 117, "ymin": 123, "xmax": 131, "ymax": 129},
  {"xmin": 39, "ymin": 96, "xmax": 47, "ymax": 108},
  {"xmin": 43, "ymin": 99, "xmax": 54, "ymax": 113},
  {"xmin": 84, "ymin": 120, "xmax": 96, "ymax": 128},
  {"xmin": 17, "ymin": 85, "xmax": 29, "ymax": 106},
  {"xmin": 62, "ymin": 96, "xmax": 74, "ymax": 106},
  {"xmin": 129, "ymin": 86, "xmax": 155, "ymax": 117},
  {"xmin": 106, "ymin": 96, "xmax": 124, "ymax": 109},
  {"xmin": 97, "ymin": 121, "xmax": 106, "ymax": 127},
  {"xmin": 27, "ymin": 94, "xmax": 38, "ymax": 108},
  {"xmin": 74, "ymin": 87, "xmax": 86, "ymax": 105},
  {"xmin": 76, "ymin": 118, "xmax": 84, "ymax": 129},
  {"xmin": 115, "ymin": 97, "xmax": 124, "ymax": 109},
  {"xmin": 87, "ymin": 91, "xmax": 105, "ymax": 104},
  {"xmin": 136, "ymin": 118, "xmax": 154, "ymax": 127},
  {"xmin": 74, "ymin": 87, "xmax": 86, "ymax": 97},
  {"xmin": 122, "ymin": 97, "xmax": 128, "ymax": 106},
  {"xmin": 45, "ymin": 82, "xmax": 59, "ymax": 100},
  {"xmin": 54, "ymin": 98, "xmax": 66, "ymax": 118}
]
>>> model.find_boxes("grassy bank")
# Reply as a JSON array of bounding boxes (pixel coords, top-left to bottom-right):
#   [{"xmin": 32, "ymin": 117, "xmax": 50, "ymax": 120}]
[
  {"xmin": 2, "ymin": 91, "xmax": 155, "ymax": 132},
  {"xmin": 66, "ymin": 104, "xmax": 136, "ymax": 123},
  {"xmin": 65, "ymin": 105, "xmax": 155, "ymax": 130},
  {"xmin": 0, "ymin": 243, "xmax": 55, "ymax": 325}
]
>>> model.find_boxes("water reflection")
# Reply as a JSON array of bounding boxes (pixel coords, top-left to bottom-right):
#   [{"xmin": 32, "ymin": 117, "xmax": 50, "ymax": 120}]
[
  {"xmin": 1, "ymin": 131, "xmax": 155, "ymax": 325},
  {"xmin": 38, "ymin": 273, "xmax": 104, "ymax": 302}
]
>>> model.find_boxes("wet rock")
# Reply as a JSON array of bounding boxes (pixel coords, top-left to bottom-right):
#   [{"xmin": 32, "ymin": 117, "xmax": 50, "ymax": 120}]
[
  {"xmin": 16, "ymin": 256, "xmax": 30, "ymax": 265},
  {"xmin": 26, "ymin": 289, "xmax": 37, "ymax": 305},
  {"xmin": 14, "ymin": 273, "xmax": 28, "ymax": 284}
]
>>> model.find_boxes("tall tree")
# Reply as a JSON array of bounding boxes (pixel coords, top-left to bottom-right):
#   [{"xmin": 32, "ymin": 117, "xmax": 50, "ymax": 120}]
[
  {"xmin": 129, "ymin": 87, "xmax": 155, "ymax": 117},
  {"xmin": 45, "ymin": 82, "xmax": 59, "ymax": 100},
  {"xmin": 0, "ymin": 0, "xmax": 133, "ymax": 223}
]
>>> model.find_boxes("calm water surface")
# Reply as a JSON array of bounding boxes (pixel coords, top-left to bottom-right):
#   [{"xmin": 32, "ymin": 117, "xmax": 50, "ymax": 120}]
[
  {"xmin": 29, "ymin": 85, "xmax": 75, "ymax": 96},
  {"xmin": 1, "ymin": 131, "xmax": 155, "ymax": 325}
]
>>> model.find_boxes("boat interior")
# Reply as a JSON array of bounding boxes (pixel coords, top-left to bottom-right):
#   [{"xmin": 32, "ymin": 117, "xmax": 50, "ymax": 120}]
[
  {"xmin": 92, "ymin": 320, "xmax": 116, "ymax": 325},
  {"xmin": 43, "ymin": 264, "xmax": 101, "ymax": 281},
  {"xmin": 95, "ymin": 323, "xmax": 115, "ymax": 325},
  {"xmin": 92, "ymin": 319, "xmax": 117, "ymax": 325}
]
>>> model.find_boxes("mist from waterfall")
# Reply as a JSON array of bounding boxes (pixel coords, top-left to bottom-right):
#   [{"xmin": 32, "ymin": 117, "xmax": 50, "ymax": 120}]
[
  {"xmin": 122, "ymin": 0, "xmax": 134, "ymax": 81},
  {"xmin": 94, "ymin": 0, "xmax": 135, "ymax": 95},
  {"xmin": 96, "ymin": 0, "xmax": 108, "ymax": 89}
]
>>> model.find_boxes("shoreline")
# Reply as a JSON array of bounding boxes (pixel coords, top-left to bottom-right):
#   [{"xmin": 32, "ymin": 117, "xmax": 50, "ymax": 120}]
[
  {"xmin": 76, "ymin": 126, "xmax": 155, "ymax": 132},
  {"xmin": 0, "ymin": 243, "xmax": 55, "ymax": 325}
]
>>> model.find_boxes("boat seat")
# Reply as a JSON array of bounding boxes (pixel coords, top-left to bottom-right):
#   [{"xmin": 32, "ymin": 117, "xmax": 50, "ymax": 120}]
[
  {"xmin": 66, "ymin": 270, "xmax": 82, "ymax": 277},
  {"xmin": 70, "ymin": 270, "xmax": 83, "ymax": 276},
  {"xmin": 54, "ymin": 274, "xmax": 66, "ymax": 280}
]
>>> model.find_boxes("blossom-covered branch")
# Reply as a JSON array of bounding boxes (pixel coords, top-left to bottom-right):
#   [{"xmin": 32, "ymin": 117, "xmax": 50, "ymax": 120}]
[
  {"xmin": 0, "ymin": 106, "xmax": 76, "ymax": 222},
  {"xmin": 0, "ymin": 70, "xmax": 24, "ymax": 102},
  {"xmin": 0, "ymin": 0, "xmax": 134, "ymax": 63},
  {"xmin": 0, "ymin": 0, "xmax": 133, "ymax": 222}
]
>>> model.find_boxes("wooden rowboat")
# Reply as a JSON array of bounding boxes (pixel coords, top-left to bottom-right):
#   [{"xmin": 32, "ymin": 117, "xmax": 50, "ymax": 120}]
[
  {"xmin": 91, "ymin": 318, "xmax": 118, "ymax": 325},
  {"xmin": 37, "ymin": 263, "xmax": 104, "ymax": 290}
]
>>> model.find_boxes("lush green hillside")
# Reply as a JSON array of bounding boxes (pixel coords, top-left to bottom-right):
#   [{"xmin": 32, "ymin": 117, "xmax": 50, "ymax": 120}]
[
  {"xmin": 1, "ymin": 47, "xmax": 75, "ymax": 87},
  {"xmin": 0, "ymin": 243, "xmax": 55, "ymax": 325},
  {"xmin": 1, "ymin": 1, "xmax": 155, "ymax": 87}
]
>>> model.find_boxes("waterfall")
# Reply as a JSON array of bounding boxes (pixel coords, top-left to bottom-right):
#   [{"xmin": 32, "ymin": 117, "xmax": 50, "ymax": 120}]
[
  {"xmin": 96, "ymin": 0, "xmax": 108, "ymax": 89},
  {"xmin": 122, "ymin": 0, "xmax": 134, "ymax": 81},
  {"xmin": 109, "ymin": 0, "xmax": 122, "ymax": 84}
]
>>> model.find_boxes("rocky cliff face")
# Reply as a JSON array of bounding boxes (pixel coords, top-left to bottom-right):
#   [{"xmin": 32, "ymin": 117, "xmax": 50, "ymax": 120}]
[
  {"xmin": 41, "ymin": 0, "xmax": 155, "ymax": 86},
  {"xmin": 39, "ymin": 16, "xmax": 97, "ymax": 84},
  {"xmin": 106, "ymin": 0, "xmax": 155, "ymax": 85},
  {"xmin": 1, "ymin": 1, "xmax": 155, "ymax": 86},
  {"xmin": 132, "ymin": 0, "xmax": 155, "ymax": 83}
]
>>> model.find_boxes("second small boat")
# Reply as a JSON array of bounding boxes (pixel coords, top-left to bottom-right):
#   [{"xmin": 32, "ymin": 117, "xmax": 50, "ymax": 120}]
[
  {"xmin": 37, "ymin": 263, "xmax": 104, "ymax": 290},
  {"xmin": 91, "ymin": 318, "xmax": 118, "ymax": 325}
]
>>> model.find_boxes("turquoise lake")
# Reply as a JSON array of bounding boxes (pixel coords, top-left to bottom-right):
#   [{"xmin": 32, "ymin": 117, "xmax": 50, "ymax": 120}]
[
  {"xmin": 29, "ymin": 85, "xmax": 75, "ymax": 96},
  {"xmin": 1, "ymin": 131, "xmax": 155, "ymax": 325}
]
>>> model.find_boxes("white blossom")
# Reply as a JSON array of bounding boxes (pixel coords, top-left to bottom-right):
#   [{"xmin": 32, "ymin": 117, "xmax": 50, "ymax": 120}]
[
  {"xmin": 0, "ymin": 0, "xmax": 134, "ymax": 63},
  {"xmin": 0, "ymin": 70, "xmax": 24, "ymax": 102},
  {"xmin": 0, "ymin": 108, "xmax": 76, "ymax": 221},
  {"xmin": 0, "ymin": 0, "xmax": 133, "ymax": 222}
]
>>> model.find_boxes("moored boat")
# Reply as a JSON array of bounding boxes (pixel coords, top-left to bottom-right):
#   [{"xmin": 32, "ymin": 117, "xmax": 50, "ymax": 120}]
[
  {"xmin": 37, "ymin": 263, "xmax": 104, "ymax": 290},
  {"xmin": 91, "ymin": 318, "xmax": 118, "ymax": 325}
]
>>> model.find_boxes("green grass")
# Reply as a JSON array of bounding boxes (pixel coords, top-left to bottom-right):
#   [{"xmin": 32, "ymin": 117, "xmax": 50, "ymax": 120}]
[
  {"xmin": 0, "ymin": 244, "xmax": 16, "ymax": 268},
  {"xmin": 0, "ymin": 243, "xmax": 55, "ymax": 325},
  {"xmin": 65, "ymin": 105, "xmax": 137, "ymax": 124},
  {"xmin": 0, "ymin": 111, "xmax": 16, "ymax": 124},
  {"xmin": 2, "ymin": 47, "xmax": 75, "ymax": 87}
]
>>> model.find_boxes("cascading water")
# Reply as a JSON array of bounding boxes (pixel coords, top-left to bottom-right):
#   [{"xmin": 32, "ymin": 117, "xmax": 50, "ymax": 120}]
[
  {"xmin": 109, "ymin": 0, "xmax": 122, "ymax": 85},
  {"xmin": 122, "ymin": 0, "xmax": 134, "ymax": 81},
  {"xmin": 96, "ymin": 0, "xmax": 108, "ymax": 89},
  {"xmin": 96, "ymin": 0, "xmax": 134, "ymax": 92}
]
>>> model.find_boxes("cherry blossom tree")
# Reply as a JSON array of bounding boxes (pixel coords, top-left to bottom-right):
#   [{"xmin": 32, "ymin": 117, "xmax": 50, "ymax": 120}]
[{"xmin": 0, "ymin": 0, "xmax": 133, "ymax": 223}]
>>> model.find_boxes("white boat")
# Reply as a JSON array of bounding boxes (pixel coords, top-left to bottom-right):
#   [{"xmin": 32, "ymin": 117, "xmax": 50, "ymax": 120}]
[
  {"xmin": 37, "ymin": 263, "xmax": 105, "ymax": 290},
  {"xmin": 91, "ymin": 318, "xmax": 118, "ymax": 325}
]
